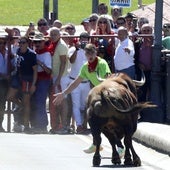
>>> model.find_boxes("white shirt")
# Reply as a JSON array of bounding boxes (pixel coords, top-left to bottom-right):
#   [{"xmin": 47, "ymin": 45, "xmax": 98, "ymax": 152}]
[
  {"xmin": 36, "ymin": 51, "xmax": 52, "ymax": 72},
  {"xmin": 114, "ymin": 37, "xmax": 135, "ymax": 70},
  {"xmin": 69, "ymin": 48, "xmax": 87, "ymax": 79}
]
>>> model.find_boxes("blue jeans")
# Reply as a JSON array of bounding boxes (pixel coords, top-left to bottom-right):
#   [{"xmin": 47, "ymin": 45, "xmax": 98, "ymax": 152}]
[
  {"xmin": 116, "ymin": 65, "xmax": 135, "ymax": 79},
  {"xmin": 34, "ymin": 79, "xmax": 51, "ymax": 129}
]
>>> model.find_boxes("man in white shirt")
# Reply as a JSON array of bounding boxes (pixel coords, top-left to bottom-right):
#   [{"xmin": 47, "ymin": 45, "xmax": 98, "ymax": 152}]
[
  {"xmin": 114, "ymin": 26, "xmax": 135, "ymax": 79},
  {"xmin": 69, "ymin": 32, "xmax": 91, "ymax": 134}
]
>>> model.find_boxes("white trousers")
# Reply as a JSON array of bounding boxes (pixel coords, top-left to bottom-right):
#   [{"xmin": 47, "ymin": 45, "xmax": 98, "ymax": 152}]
[{"xmin": 71, "ymin": 81, "xmax": 91, "ymax": 126}]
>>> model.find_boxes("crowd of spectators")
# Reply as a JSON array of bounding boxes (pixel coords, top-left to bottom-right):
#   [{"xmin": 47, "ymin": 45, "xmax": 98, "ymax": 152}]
[{"xmin": 0, "ymin": 2, "xmax": 169, "ymax": 136}]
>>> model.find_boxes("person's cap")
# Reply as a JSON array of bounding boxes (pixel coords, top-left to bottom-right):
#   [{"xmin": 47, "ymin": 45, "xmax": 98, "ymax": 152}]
[
  {"xmin": 124, "ymin": 12, "xmax": 136, "ymax": 19},
  {"xmin": 112, "ymin": 5, "xmax": 121, "ymax": 10},
  {"xmin": 31, "ymin": 33, "xmax": 45, "ymax": 41},
  {"xmin": 81, "ymin": 18, "xmax": 90, "ymax": 25}
]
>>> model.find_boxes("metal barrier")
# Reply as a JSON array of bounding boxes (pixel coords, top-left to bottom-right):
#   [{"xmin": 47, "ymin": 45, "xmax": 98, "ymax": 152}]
[{"xmin": 161, "ymin": 50, "xmax": 170, "ymax": 123}]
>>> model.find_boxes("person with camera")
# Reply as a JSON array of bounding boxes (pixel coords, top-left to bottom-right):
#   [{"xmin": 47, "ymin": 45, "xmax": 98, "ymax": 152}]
[{"xmin": 68, "ymin": 32, "xmax": 91, "ymax": 134}]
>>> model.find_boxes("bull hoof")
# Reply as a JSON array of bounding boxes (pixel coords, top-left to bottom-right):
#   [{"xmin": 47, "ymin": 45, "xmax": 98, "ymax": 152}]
[
  {"xmin": 133, "ymin": 157, "xmax": 141, "ymax": 167},
  {"xmin": 124, "ymin": 157, "xmax": 133, "ymax": 166},
  {"xmin": 93, "ymin": 155, "xmax": 101, "ymax": 167},
  {"xmin": 112, "ymin": 157, "xmax": 121, "ymax": 165}
]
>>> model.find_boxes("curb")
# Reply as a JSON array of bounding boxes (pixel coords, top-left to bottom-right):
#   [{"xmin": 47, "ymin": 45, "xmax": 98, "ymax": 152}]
[{"xmin": 133, "ymin": 122, "xmax": 170, "ymax": 155}]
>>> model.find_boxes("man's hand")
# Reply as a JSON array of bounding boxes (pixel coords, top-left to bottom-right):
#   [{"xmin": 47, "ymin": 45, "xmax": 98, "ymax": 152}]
[{"xmin": 53, "ymin": 92, "xmax": 64, "ymax": 105}]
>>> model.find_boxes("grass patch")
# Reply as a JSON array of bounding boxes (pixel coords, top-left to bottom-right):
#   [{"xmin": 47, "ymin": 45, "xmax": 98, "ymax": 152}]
[{"xmin": 0, "ymin": 0, "xmax": 155, "ymax": 26}]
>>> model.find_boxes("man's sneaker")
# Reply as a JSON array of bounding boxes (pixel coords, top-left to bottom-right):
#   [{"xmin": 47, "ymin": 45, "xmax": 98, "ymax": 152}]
[
  {"xmin": 31, "ymin": 127, "xmax": 48, "ymax": 134},
  {"xmin": 49, "ymin": 128, "xmax": 57, "ymax": 134},
  {"xmin": 23, "ymin": 126, "xmax": 33, "ymax": 134},
  {"xmin": 83, "ymin": 144, "xmax": 103, "ymax": 154},
  {"xmin": 0, "ymin": 126, "xmax": 5, "ymax": 132},
  {"xmin": 76, "ymin": 125, "xmax": 86, "ymax": 134},
  {"xmin": 67, "ymin": 125, "xmax": 75, "ymax": 134},
  {"xmin": 56, "ymin": 127, "xmax": 68, "ymax": 134},
  {"xmin": 13, "ymin": 122, "xmax": 24, "ymax": 133},
  {"xmin": 117, "ymin": 147, "xmax": 125, "ymax": 158}
]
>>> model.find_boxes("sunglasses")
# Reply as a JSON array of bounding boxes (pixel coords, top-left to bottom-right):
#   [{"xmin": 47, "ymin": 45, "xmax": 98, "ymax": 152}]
[
  {"xmin": 66, "ymin": 27, "xmax": 74, "ymax": 30},
  {"xmin": 89, "ymin": 19, "xmax": 97, "ymax": 22},
  {"xmin": 99, "ymin": 21, "xmax": 107, "ymax": 24},
  {"xmin": 18, "ymin": 41, "xmax": 27, "ymax": 44},
  {"xmin": 33, "ymin": 41, "xmax": 42, "ymax": 44},
  {"xmin": 142, "ymin": 29, "xmax": 151, "ymax": 32},
  {"xmin": 117, "ymin": 22, "xmax": 125, "ymax": 25},
  {"xmin": 38, "ymin": 23, "xmax": 47, "ymax": 27},
  {"xmin": 163, "ymin": 25, "xmax": 170, "ymax": 29}
]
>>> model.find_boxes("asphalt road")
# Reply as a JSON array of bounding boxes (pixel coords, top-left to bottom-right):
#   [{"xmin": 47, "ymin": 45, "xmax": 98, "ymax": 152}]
[{"xmin": 0, "ymin": 132, "xmax": 170, "ymax": 170}]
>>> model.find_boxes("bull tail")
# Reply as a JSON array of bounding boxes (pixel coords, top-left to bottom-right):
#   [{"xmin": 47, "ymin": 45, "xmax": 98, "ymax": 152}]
[
  {"xmin": 101, "ymin": 90, "xmax": 156, "ymax": 115},
  {"xmin": 112, "ymin": 102, "xmax": 157, "ymax": 114}
]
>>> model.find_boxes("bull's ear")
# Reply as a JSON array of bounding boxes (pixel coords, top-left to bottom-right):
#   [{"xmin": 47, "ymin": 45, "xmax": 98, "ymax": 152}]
[{"xmin": 94, "ymin": 101, "xmax": 102, "ymax": 115}]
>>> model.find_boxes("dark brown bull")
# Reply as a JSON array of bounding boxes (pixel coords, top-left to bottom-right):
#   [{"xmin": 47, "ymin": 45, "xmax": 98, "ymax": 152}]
[{"xmin": 86, "ymin": 72, "xmax": 155, "ymax": 167}]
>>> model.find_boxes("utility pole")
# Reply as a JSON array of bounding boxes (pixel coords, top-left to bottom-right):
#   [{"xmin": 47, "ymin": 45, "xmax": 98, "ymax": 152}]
[
  {"xmin": 53, "ymin": 0, "xmax": 58, "ymax": 21},
  {"xmin": 150, "ymin": 0, "xmax": 164, "ymax": 122},
  {"xmin": 43, "ymin": 0, "xmax": 49, "ymax": 22},
  {"xmin": 92, "ymin": 0, "xmax": 99, "ymax": 13}
]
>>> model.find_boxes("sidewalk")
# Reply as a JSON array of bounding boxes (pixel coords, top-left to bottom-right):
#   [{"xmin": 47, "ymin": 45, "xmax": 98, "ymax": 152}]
[{"xmin": 133, "ymin": 122, "xmax": 170, "ymax": 155}]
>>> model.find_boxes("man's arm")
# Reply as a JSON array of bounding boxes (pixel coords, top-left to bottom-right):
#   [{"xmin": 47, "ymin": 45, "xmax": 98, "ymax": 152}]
[
  {"xmin": 55, "ymin": 55, "xmax": 66, "ymax": 86},
  {"xmin": 53, "ymin": 76, "xmax": 83, "ymax": 105},
  {"xmin": 30, "ymin": 65, "xmax": 37, "ymax": 94}
]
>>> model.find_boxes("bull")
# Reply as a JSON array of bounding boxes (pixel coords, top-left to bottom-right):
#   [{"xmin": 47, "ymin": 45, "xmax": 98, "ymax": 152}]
[{"xmin": 86, "ymin": 72, "xmax": 156, "ymax": 167}]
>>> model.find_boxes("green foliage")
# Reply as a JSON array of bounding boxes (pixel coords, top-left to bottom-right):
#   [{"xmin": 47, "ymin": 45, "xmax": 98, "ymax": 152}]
[{"xmin": 0, "ymin": 0, "xmax": 155, "ymax": 26}]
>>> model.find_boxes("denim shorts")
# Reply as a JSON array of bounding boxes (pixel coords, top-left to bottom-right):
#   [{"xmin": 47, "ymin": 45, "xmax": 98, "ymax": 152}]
[{"xmin": 10, "ymin": 75, "xmax": 21, "ymax": 89}]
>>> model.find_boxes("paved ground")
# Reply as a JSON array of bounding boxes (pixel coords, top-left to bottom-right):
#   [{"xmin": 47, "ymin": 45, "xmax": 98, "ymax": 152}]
[{"xmin": 2, "ymin": 113, "xmax": 170, "ymax": 157}]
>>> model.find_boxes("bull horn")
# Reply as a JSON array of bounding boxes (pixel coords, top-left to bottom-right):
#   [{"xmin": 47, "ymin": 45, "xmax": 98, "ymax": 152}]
[
  {"xmin": 96, "ymin": 71, "xmax": 106, "ymax": 82},
  {"xmin": 133, "ymin": 69, "xmax": 146, "ymax": 87}
]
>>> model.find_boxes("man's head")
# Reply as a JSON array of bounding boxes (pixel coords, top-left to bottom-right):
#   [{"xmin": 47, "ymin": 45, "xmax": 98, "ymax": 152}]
[
  {"xmin": 37, "ymin": 18, "xmax": 49, "ymax": 35},
  {"xmin": 64, "ymin": 23, "xmax": 76, "ymax": 35},
  {"xmin": 138, "ymin": 17, "xmax": 149, "ymax": 31},
  {"xmin": 32, "ymin": 33, "xmax": 46, "ymax": 50},
  {"xmin": 162, "ymin": 23, "xmax": 170, "ymax": 37},
  {"xmin": 79, "ymin": 32, "xmax": 90, "ymax": 49},
  {"xmin": 53, "ymin": 19, "xmax": 62, "ymax": 29},
  {"xmin": 116, "ymin": 16, "xmax": 126, "ymax": 28},
  {"xmin": 84, "ymin": 43, "xmax": 97, "ymax": 63},
  {"xmin": 98, "ymin": 3, "xmax": 108, "ymax": 15},
  {"xmin": 117, "ymin": 26, "xmax": 128, "ymax": 41},
  {"xmin": 111, "ymin": 5, "xmax": 122, "ymax": 21},
  {"xmin": 81, "ymin": 18, "xmax": 90, "ymax": 33},
  {"xmin": 18, "ymin": 36, "xmax": 29, "ymax": 53},
  {"xmin": 89, "ymin": 13, "xmax": 99, "ymax": 30},
  {"xmin": 141, "ymin": 24, "xmax": 153, "ymax": 34},
  {"xmin": 49, "ymin": 27, "xmax": 61, "ymax": 42}
]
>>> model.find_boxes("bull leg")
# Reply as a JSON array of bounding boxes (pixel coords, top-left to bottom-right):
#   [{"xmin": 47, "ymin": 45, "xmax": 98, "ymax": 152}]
[
  {"xmin": 93, "ymin": 143, "xmax": 101, "ymax": 167},
  {"xmin": 123, "ymin": 135, "xmax": 141, "ymax": 166},
  {"xmin": 123, "ymin": 135, "xmax": 133, "ymax": 166},
  {"xmin": 130, "ymin": 144, "xmax": 141, "ymax": 166},
  {"xmin": 111, "ymin": 144, "xmax": 121, "ymax": 165},
  {"xmin": 103, "ymin": 130, "xmax": 121, "ymax": 165},
  {"xmin": 88, "ymin": 116, "xmax": 102, "ymax": 166}
]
